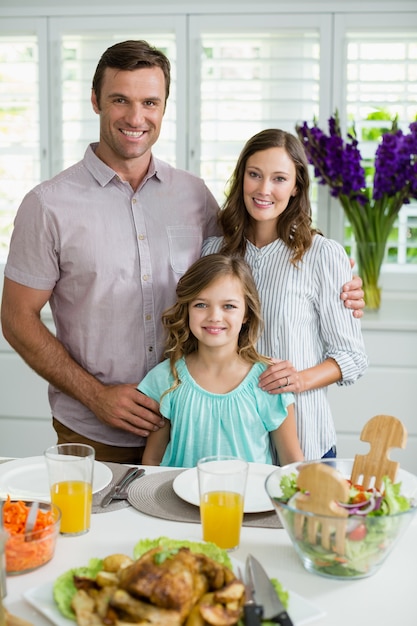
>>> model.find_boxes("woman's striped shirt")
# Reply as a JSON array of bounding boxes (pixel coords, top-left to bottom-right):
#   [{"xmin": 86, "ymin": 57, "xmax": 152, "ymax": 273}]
[{"xmin": 201, "ymin": 234, "xmax": 368, "ymax": 460}]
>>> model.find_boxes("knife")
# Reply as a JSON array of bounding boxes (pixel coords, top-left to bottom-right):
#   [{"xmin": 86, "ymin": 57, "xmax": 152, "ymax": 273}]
[
  {"xmin": 100, "ymin": 467, "xmax": 144, "ymax": 508},
  {"xmin": 247, "ymin": 554, "xmax": 294, "ymax": 626},
  {"xmin": 240, "ymin": 561, "xmax": 263, "ymax": 626}
]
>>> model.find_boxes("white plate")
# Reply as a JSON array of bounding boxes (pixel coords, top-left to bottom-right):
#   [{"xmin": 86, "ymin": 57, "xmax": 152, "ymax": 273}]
[
  {"xmin": 0, "ymin": 456, "xmax": 112, "ymax": 500},
  {"xmin": 24, "ymin": 574, "xmax": 325, "ymax": 626},
  {"xmin": 172, "ymin": 463, "xmax": 276, "ymax": 513}
]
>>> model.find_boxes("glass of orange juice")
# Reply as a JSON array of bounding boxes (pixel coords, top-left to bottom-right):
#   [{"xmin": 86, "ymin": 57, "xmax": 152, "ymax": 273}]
[
  {"xmin": 197, "ymin": 455, "xmax": 248, "ymax": 551},
  {"xmin": 44, "ymin": 443, "xmax": 95, "ymax": 536}
]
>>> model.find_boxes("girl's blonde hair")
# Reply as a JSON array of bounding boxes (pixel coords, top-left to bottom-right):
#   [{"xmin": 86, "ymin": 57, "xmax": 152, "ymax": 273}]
[{"xmin": 162, "ymin": 253, "xmax": 270, "ymax": 391}]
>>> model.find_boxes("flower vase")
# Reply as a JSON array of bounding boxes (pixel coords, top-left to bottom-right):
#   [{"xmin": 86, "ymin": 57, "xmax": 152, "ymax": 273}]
[{"xmin": 355, "ymin": 241, "xmax": 387, "ymax": 311}]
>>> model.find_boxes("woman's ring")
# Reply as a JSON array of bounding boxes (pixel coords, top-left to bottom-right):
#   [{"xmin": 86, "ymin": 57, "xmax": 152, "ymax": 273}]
[{"xmin": 286, "ymin": 376, "xmax": 290, "ymax": 386}]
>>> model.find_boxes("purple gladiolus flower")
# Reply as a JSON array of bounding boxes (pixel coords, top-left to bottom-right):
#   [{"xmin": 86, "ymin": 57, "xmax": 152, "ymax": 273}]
[
  {"xmin": 296, "ymin": 112, "xmax": 417, "ymax": 308},
  {"xmin": 296, "ymin": 113, "xmax": 417, "ymax": 205},
  {"xmin": 295, "ymin": 112, "xmax": 417, "ymax": 310}
]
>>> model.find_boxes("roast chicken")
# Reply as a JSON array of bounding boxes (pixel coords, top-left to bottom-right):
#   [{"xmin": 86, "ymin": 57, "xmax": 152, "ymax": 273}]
[{"xmin": 71, "ymin": 547, "xmax": 245, "ymax": 626}]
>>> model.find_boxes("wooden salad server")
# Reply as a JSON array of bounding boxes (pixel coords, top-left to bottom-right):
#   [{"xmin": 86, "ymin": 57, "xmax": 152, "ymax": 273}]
[
  {"xmin": 290, "ymin": 415, "xmax": 407, "ymax": 556},
  {"xmin": 294, "ymin": 462, "xmax": 350, "ymax": 555},
  {"xmin": 350, "ymin": 414, "xmax": 407, "ymax": 491}
]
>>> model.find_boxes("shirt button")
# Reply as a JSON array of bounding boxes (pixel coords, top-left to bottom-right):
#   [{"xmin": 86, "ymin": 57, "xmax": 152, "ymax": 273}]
[
  {"xmin": 143, "ymin": 275, "xmax": 149, "ymax": 281},
  {"xmin": 148, "ymin": 346, "xmax": 153, "ymax": 352},
  {"xmin": 138, "ymin": 234, "xmax": 145, "ymax": 240},
  {"xmin": 145, "ymin": 314, "xmax": 151, "ymax": 321},
  {"xmin": 132, "ymin": 198, "xmax": 137, "ymax": 204}
]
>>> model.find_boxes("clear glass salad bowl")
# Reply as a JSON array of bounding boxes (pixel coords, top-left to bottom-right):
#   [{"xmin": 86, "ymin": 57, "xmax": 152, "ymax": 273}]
[{"xmin": 265, "ymin": 459, "xmax": 417, "ymax": 580}]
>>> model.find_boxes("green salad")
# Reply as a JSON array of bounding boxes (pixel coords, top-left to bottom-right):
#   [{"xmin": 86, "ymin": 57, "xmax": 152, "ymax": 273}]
[
  {"xmin": 53, "ymin": 536, "xmax": 289, "ymax": 623},
  {"xmin": 277, "ymin": 473, "xmax": 415, "ymax": 578}
]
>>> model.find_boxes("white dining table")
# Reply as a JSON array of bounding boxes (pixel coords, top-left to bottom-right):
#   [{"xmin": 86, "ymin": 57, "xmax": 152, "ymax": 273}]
[{"xmin": 3, "ymin": 464, "xmax": 416, "ymax": 626}]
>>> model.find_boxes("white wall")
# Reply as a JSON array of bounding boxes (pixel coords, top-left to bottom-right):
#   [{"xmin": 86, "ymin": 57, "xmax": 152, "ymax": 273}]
[{"xmin": 328, "ymin": 295, "xmax": 417, "ymax": 474}]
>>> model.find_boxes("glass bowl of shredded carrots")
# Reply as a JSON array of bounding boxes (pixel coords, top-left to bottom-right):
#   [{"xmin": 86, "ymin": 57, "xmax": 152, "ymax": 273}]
[{"xmin": 3, "ymin": 496, "xmax": 61, "ymax": 575}]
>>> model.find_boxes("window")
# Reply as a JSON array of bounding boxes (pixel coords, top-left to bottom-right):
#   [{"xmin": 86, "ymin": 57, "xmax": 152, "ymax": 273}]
[
  {"xmin": 57, "ymin": 33, "xmax": 177, "ymax": 173},
  {"xmin": 48, "ymin": 17, "xmax": 180, "ymax": 175},
  {"xmin": 189, "ymin": 14, "xmax": 331, "ymax": 225},
  {"xmin": 0, "ymin": 27, "xmax": 41, "ymax": 259},
  {"xmin": 199, "ymin": 32, "xmax": 320, "ymax": 205},
  {"xmin": 333, "ymin": 14, "xmax": 417, "ymax": 275},
  {"xmin": 0, "ymin": 9, "xmax": 416, "ymax": 289},
  {"xmin": 0, "ymin": 16, "xmax": 182, "ymax": 263}
]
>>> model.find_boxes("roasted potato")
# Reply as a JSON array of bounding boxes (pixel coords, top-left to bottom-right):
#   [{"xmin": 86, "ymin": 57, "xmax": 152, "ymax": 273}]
[{"xmin": 102, "ymin": 554, "xmax": 134, "ymax": 573}]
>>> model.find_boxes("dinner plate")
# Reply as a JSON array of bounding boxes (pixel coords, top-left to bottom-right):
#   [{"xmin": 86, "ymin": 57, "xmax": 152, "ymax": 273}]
[
  {"xmin": 172, "ymin": 462, "xmax": 276, "ymax": 513},
  {"xmin": 0, "ymin": 456, "xmax": 112, "ymax": 500},
  {"xmin": 24, "ymin": 573, "xmax": 325, "ymax": 626}
]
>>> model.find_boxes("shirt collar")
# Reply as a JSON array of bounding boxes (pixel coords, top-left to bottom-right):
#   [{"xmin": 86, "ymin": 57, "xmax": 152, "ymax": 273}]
[
  {"xmin": 246, "ymin": 238, "xmax": 284, "ymax": 256},
  {"xmin": 84, "ymin": 143, "xmax": 164, "ymax": 187}
]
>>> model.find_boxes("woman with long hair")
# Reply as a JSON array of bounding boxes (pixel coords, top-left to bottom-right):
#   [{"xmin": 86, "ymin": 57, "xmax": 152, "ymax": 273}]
[{"xmin": 202, "ymin": 129, "xmax": 368, "ymax": 460}]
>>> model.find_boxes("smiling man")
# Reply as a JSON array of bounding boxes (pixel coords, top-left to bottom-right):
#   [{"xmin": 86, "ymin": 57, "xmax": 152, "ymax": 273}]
[
  {"xmin": 91, "ymin": 65, "xmax": 167, "ymax": 188},
  {"xmin": 1, "ymin": 40, "xmax": 220, "ymax": 463}
]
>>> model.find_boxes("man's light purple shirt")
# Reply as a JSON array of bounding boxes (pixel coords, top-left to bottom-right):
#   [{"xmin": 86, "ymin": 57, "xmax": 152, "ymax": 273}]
[{"xmin": 5, "ymin": 144, "xmax": 219, "ymax": 445}]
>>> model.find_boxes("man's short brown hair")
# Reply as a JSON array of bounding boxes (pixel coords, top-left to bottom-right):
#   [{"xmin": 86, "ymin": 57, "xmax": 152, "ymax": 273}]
[{"xmin": 92, "ymin": 40, "xmax": 171, "ymax": 108}]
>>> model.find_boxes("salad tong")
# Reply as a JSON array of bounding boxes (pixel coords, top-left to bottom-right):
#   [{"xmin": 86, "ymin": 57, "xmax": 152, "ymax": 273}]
[
  {"xmin": 350, "ymin": 414, "xmax": 407, "ymax": 490},
  {"xmin": 294, "ymin": 462, "xmax": 349, "ymax": 554},
  {"xmin": 294, "ymin": 413, "xmax": 408, "ymax": 554}
]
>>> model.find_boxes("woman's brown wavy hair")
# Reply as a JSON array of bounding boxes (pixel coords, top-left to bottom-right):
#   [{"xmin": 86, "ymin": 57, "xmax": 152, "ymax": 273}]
[{"xmin": 219, "ymin": 128, "xmax": 321, "ymax": 264}]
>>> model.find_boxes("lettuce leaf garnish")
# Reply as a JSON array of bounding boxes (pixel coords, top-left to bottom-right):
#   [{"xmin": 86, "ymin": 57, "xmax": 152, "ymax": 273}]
[
  {"xmin": 133, "ymin": 536, "xmax": 233, "ymax": 568},
  {"xmin": 278, "ymin": 473, "xmax": 298, "ymax": 501},
  {"xmin": 378, "ymin": 476, "xmax": 411, "ymax": 516},
  {"xmin": 53, "ymin": 558, "xmax": 103, "ymax": 620}
]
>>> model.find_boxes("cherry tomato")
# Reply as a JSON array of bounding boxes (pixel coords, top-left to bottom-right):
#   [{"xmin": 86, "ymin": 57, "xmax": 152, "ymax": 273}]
[
  {"xmin": 347, "ymin": 523, "xmax": 367, "ymax": 541},
  {"xmin": 351, "ymin": 491, "xmax": 368, "ymax": 504}
]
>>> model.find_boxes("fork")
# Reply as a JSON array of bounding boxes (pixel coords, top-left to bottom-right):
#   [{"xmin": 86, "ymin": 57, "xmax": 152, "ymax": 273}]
[
  {"xmin": 108, "ymin": 469, "xmax": 145, "ymax": 502},
  {"xmin": 110, "ymin": 489, "xmax": 132, "ymax": 501}
]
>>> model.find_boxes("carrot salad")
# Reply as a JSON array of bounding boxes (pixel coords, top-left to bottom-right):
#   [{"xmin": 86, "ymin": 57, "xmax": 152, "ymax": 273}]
[{"xmin": 3, "ymin": 495, "xmax": 58, "ymax": 573}]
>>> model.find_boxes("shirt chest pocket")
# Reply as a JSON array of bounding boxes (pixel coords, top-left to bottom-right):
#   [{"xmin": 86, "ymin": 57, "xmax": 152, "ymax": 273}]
[{"xmin": 167, "ymin": 226, "xmax": 203, "ymax": 275}]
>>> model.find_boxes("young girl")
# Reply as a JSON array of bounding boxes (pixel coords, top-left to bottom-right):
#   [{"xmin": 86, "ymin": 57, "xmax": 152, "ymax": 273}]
[{"xmin": 141, "ymin": 253, "xmax": 304, "ymax": 467}]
